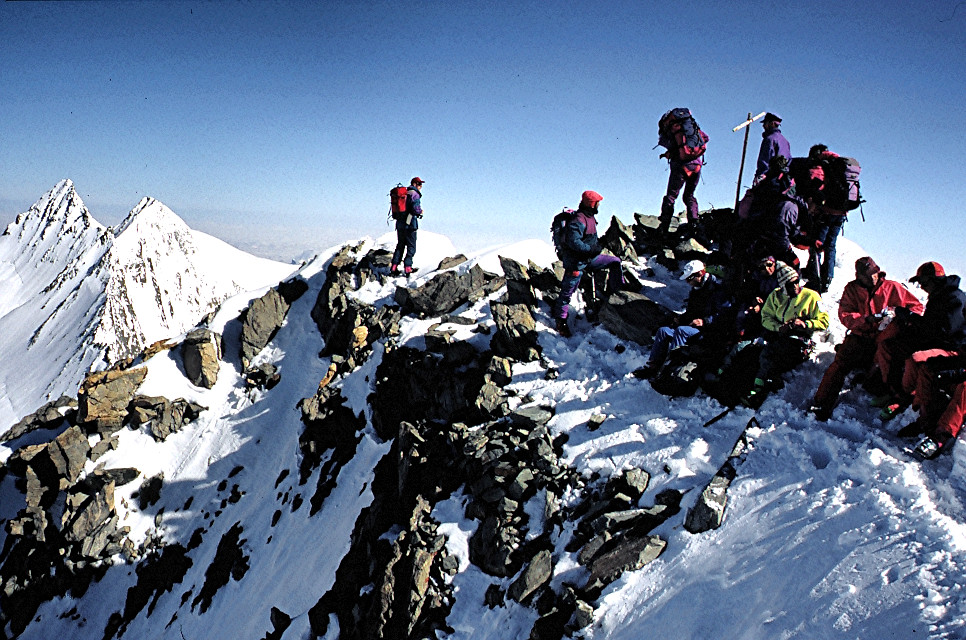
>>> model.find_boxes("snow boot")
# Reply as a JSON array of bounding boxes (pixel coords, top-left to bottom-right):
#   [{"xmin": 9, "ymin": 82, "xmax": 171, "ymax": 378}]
[{"xmin": 555, "ymin": 318, "xmax": 573, "ymax": 338}]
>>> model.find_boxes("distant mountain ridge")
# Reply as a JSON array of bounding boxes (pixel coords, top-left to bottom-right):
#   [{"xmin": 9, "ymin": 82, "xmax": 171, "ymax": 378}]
[{"xmin": 0, "ymin": 179, "xmax": 296, "ymax": 433}]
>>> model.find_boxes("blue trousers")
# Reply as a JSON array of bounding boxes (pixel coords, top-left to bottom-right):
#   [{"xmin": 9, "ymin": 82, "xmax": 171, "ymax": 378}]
[
  {"xmin": 647, "ymin": 325, "xmax": 700, "ymax": 369},
  {"xmin": 554, "ymin": 254, "xmax": 623, "ymax": 320},
  {"xmin": 804, "ymin": 215, "xmax": 845, "ymax": 292},
  {"xmin": 392, "ymin": 226, "xmax": 417, "ymax": 267}
]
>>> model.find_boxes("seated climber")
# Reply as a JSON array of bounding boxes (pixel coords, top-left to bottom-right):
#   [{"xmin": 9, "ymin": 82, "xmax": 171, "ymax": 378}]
[
  {"xmin": 634, "ymin": 259, "xmax": 732, "ymax": 379},
  {"xmin": 743, "ymin": 264, "xmax": 829, "ymax": 408},
  {"xmin": 553, "ymin": 190, "xmax": 623, "ymax": 337},
  {"xmin": 733, "ymin": 255, "xmax": 788, "ymax": 340},
  {"xmin": 808, "ymin": 256, "xmax": 923, "ymax": 421},
  {"xmin": 875, "ymin": 261, "xmax": 966, "ymax": 423},
  {"xmin": 895, "ymin": 357, "xmax": 966, "ymax": 459}
]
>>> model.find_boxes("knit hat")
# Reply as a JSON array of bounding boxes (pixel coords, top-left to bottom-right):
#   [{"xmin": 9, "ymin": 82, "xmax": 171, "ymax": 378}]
[
  {"xmin": 911, "ymin": 261, "xmax": 945, "ymax": 283},
  {"xmin": 580, "ymin": 190, "xmax": 603, "ymax": 208},
  {"xmin": 775, "ymin": 264, "xmax": 799, "ymax": 288},
  {"xmin": 855, "ymin": 256, "xmax": 880, "ymax": 277},
  {"xmin": 680, "ymin": 259, "xmax": 705, "ymax": 281}
]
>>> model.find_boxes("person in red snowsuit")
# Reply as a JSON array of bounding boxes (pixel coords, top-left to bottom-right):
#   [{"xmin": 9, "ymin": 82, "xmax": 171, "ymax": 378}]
[{"xmin": 808, "ymin": 257, "xmax": 922, "ymax": 421}]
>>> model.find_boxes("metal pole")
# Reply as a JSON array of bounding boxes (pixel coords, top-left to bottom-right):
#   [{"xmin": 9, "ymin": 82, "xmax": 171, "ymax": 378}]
[{"xmin": 732, "ymin": 111, "xmax": 767, "ymax": 212}]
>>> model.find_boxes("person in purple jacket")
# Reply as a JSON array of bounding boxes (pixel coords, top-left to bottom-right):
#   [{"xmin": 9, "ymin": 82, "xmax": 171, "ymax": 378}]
[
  {"xmin": 553, "ymin": 190, "xmax": 623, "ymax": 337},
  {"xmin": 754, "ymin": 113, "xmax": 791, "ymax": 185},
  {"xmin": 390, "ymin": 177, "xmax": 424, "ymax": 275}
]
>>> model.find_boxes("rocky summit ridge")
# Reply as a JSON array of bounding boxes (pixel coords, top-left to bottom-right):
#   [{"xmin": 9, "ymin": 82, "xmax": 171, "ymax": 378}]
[{"xmin": 1, "ymin": 188, "xmax": 964, "ymax": 640}]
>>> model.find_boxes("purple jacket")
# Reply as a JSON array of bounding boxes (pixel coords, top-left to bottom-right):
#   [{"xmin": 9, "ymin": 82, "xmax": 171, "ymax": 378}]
[
  {"xmin": 397, "ymin": 186, "xmax": 422, "ymax": 229},
  {"xmin": 756, "ymin": 127, "xmax": 791, "ymax": 179},
  {"xmin": 560, "ymin": 206, "xmax": 602, "ymax": 270}
]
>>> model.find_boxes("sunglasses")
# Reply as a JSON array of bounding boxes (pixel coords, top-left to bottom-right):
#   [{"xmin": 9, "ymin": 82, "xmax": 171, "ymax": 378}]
[{"xmin": 759, "ymin": 262, "xmax": 775, "ymax": 269}]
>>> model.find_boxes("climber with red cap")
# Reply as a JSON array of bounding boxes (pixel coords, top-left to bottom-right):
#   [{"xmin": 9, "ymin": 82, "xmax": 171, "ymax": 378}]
[
  {"xmin": 876, "ymin": 261, "xmax": 966, "ymax": 458},
  {"xmin": 390, "ymin": 177, "xmax": 425, "ymax": 276},
  {"xmin": 552, "ymin": 190, "xmax": 623, "ymax": 337}
]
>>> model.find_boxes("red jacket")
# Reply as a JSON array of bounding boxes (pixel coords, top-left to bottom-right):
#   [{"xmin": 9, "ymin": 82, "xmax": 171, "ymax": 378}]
[{"xmin": 838, "ymin": 277, "xmax": 924, "ymax": 336}]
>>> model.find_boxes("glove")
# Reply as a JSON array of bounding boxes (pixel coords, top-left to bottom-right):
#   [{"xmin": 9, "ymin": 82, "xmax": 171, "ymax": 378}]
[
  {"xmin": 894, "ymin": 306, "xmax": 914, "ymax": 324},
  {"xmin": 814, "ymin": 240, "xmax": 824, "ymax": 250},
  {"xmin": 875, "ymin": 307, "xmax": 895, "ymax": 331}
]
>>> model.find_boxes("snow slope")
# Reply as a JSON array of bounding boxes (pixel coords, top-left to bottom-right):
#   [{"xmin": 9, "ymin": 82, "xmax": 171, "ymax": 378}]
[
  {"xmin": 0, "ymin": 180, "xmax": 297, "ymax": 435},
  {"xmin": 2, "ymin": 226, "xmax": 966, "ymax": 639}
]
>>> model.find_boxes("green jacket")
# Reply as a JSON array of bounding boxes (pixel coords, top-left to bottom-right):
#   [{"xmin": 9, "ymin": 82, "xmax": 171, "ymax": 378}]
[{"xmin": 761, "ymin": 286, "xmax": 829, "ymax": 334}]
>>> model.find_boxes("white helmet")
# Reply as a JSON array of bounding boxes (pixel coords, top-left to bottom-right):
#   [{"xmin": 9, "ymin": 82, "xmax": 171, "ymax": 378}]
[{"xmin": 680, "ymin": 259, "xmax": 706, "ymax": 280}]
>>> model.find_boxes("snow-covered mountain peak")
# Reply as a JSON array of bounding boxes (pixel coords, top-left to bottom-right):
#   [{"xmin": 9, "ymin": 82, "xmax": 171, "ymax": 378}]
[
  {"xmin": 113, "ymin": 196, "xmax": 190, "ymax": 238},
  {"xmin": 4, "ymin": 179, "xmax": 102, "ymax": 240},
  {"xmin": 0, "ymin": 181, "xmax": 297, "ymax": 432}
]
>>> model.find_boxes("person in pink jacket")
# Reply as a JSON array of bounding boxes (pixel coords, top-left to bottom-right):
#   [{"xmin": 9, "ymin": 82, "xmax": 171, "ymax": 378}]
[{"xmin": 808, "ymin": 256, "xmax": 923, "ymax": 420}]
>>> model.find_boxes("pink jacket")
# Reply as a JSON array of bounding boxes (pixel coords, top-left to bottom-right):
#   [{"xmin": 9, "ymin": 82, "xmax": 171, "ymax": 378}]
[{"xmin": 838, "ymin": 277, "xmax": 924, "ymax": 336}]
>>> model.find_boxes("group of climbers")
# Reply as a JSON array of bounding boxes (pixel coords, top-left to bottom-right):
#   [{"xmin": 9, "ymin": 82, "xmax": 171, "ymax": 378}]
[
  {"xmin": 543, "ymin": 108, "xmax": 962, "ymax": 461},
  {"xmin": 394, "ymin": 108, "xmax": 961, "ymax": 460}
]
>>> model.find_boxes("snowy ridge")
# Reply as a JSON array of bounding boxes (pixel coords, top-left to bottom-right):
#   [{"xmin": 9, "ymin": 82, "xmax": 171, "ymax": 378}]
[
  {"xmin": 2, "ymin": 221, "xmax": 966, "ymax": 638},
  {"xmin": 0, "ymin": 181, "xmax": 296, "ymax": 432}
]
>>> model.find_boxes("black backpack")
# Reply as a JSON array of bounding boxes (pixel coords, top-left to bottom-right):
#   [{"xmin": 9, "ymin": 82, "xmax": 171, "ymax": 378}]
[
  {"xmin": 550, "ymin": 207, "xmax": 576, "ymax": 256},
  {"xmin": 650, "ymin": 347, "xmax": 703, "ymax": 398},
  {"xmin": 821, "ymin": 156, "xmax": 863, "ymax": 211},
  {"xmin": 703, "ymin": 341, "xmax": 765, "ymax": 408}
]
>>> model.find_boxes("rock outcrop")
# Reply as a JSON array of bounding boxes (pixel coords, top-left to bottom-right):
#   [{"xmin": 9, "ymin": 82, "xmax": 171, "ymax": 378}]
[
  {"xmin": 239, "ymin": 278, "xmax": 308, "ymax": 368},
  {"xmin": 182, "ymin": 328, "xmax": 221, "ymax": 388}
]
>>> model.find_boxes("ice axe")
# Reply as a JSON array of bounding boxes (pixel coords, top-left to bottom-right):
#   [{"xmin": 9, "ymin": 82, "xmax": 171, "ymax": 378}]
[{"xmin": 732, "ymin": 111, "xmax": 767, "ymax": 212}]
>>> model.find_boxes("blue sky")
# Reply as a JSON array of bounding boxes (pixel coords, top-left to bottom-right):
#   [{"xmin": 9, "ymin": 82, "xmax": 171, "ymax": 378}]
[{"xmin": 2, "ymin": 0, "xmax": 965, "ymax": 280}]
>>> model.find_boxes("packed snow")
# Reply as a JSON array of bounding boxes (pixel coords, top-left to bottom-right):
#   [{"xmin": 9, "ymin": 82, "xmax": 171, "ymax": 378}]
[{"xmin": 2, "ymin": 221, "xmax": 966, "ymax": 639}]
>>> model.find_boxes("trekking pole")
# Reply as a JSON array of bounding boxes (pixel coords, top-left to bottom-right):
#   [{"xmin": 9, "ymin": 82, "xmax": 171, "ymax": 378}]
[{"xmin": 731, "ymin": 112, "xmax": 767, "ymax": 212}]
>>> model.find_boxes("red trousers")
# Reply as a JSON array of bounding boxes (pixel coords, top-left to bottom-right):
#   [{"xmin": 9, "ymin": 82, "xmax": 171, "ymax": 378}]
[
  {"xmin": 813, "ymin": 333, "xmax": 877, "ymax": 410},
  {"xmin": 902, "ymin": 348, "xmax": 960, "ymax": 434},
  {"xmin": 936, "ymin": 382, "xmax": 966, "ymax": 440}
]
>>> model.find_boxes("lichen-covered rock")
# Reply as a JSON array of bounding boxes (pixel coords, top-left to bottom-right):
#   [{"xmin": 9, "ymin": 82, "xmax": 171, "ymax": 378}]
[
  {"xmin": 182, "ymin": 328, "xmax": 221, "ymax": 388},
  {"xmin": 77, "ymin": 367, "xmax": 149, "ymax": 433}
]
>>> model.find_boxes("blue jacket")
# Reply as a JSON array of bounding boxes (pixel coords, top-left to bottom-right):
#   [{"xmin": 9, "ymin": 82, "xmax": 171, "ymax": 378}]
[
  {"xmin": 560, "ymin": 206, "xmax": 601, "ymax": 270},
  {"xmin": 397, "ymin": 186, "xmax": 422, "ymax": 229},
  {"xmin": 756, "ymin": 127, "xmax": 791, "ymax": 179}
]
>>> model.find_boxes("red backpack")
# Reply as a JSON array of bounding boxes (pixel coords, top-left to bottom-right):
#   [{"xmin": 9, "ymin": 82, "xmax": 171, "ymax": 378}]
[
  {"xmin": 389, "ymin": 184, "xmax": 408, "ymax": 220},
  {"xmin": 657, "ymin": 108, "xmax": 709, "ymax": 163}
]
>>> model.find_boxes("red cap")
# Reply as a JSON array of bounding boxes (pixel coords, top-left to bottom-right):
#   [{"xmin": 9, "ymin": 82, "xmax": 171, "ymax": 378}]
[
  {"xmin": 411, "ymin": 177, "xmax": 425, "ymax": 185},
  {"xmin": 910, "ymin": 261, "xmax": 945, "ymax": 283},
  {"xmin": 580, "ymin": 190, "xmax": 603, "ymax": 207}
]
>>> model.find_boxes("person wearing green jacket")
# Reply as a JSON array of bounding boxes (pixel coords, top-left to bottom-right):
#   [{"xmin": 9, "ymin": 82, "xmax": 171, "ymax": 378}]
[{"xmin": 743, "ymin": 264, "xmax": 830, "ymax": 407}]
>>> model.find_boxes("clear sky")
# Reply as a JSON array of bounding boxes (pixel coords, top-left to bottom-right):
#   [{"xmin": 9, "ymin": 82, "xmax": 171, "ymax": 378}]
[{"xmin": 2, "ymin": 0, "xmax": 965, "ymax": 281}]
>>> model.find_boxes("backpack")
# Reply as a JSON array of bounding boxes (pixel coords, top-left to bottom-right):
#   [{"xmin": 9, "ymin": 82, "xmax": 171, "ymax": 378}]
[
  {"xmin": 658, "ymin": 108, "xmax": 709, "ymax": 162},
  {"xmin": 703, "ymin": 341, "xmax": 765, "ymax": 408},
  {"xmin": 550, "ymin": 207, "xmax": 576, "ymax": 256},
  {"xmin": 821, "ymin": 156, "xmax": 862, "ymax": 211},
  {"xmin": 389, "ymin": 184, "xmax": 408, "ymax": 220},
  {"xmin": 650, "ymin": 350, "xmax": 702, "ymax": 398}
]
